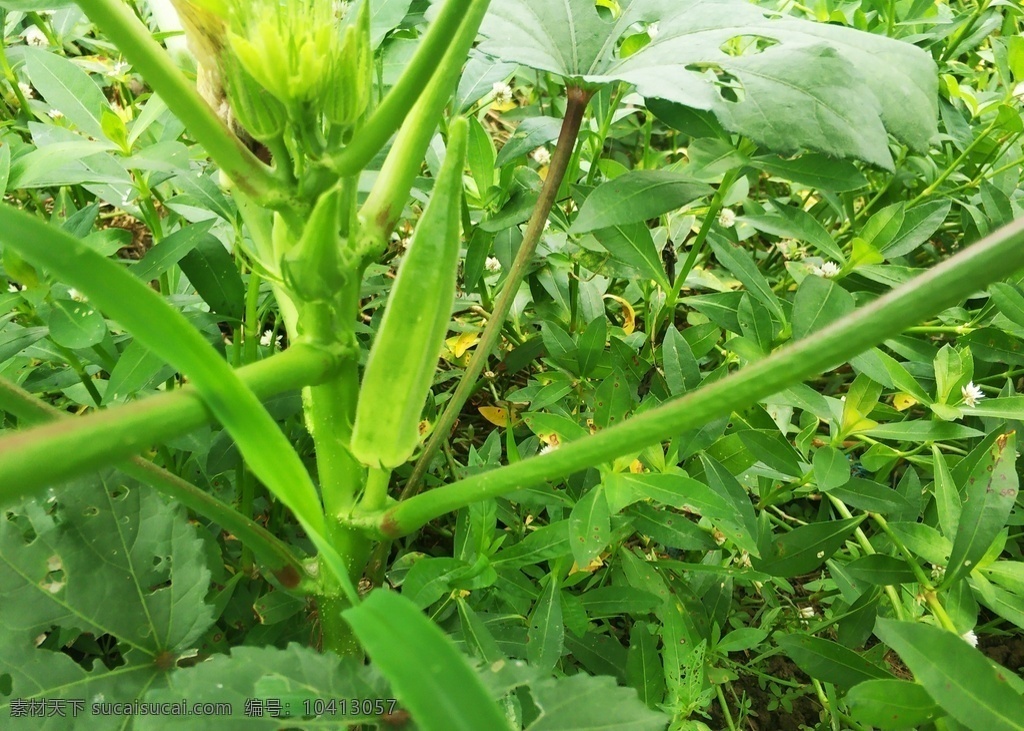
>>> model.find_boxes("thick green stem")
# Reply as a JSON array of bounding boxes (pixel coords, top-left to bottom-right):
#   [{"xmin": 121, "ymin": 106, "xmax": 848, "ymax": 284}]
[
  {"xmin": 0, "ymin": 342, "xmax": 342, "ymax": 505},
  {"xmin": 366, "ymin": 216, "xmax": 1024, "ymax": 537},
  {"xmin": 401, "ymin": 86, "xmax": 593, "ymax": 499},
  {"xmin": 0, "ymin": 377, "xmax": 312, "ymax": 592},
  {"xmin": 76, "ymin": 0, "xmax": 286, "ymax": 205},
  {"xmin": 328, "ymin": 0, "xmax": 485, "ymax": 177},
  {"xmin": 358, "ymin": 0, "xmax": 492, "ymax": 248}
]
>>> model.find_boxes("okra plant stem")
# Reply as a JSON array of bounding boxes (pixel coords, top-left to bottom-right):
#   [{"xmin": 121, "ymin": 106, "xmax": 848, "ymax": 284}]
[
  {"xmin": 0, "ymin": 341, "xmax": 342, "ymax": 504},
  {"xmin": 369, "ymin": 216, "xmax": 1024, "ymax": 537},
  {"xmin": 402, "ymin": 86, "xmax": 594, "ymax": 499}
]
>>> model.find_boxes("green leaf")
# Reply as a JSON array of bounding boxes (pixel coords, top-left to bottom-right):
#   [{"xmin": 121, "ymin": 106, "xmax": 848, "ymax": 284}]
[
  {"xmin": 961, "ymin": 328, "xmax": 1024, "ymax": 366},
  {"xmin": 590, "ymin": 223, "xmax": 673, "ymax": 290},
  {"xmin": 827, "ymin": 478, "xmax": 915, "ymax": 515},
  {"xmin": 569, "ymin": 485, "xmax": 611, "ymax": 567},
  {"xmin": 813, "ymin": 446, "xmax": 850, "ymax": 491},
  {"xmin": 776, "ymin": 633, "xmax": 893, "ymax": 689},
  {"xmin": 581, "ymin": 587, "xmax": 662, "ymax": 619},
  {"xmin": 480, "ymin": 0, "xmax": 937, "ymax": 168},
  {"xmin": 792, "ymin": 275, "xmax": 856, "ymax": 341},
  {"xmin": 131, "ymin": 222, "xmax": 216, "ymax": 283},
  {"xmin": 945, "ymin": 432, "xmax": 1019, "ymax": 586},
  {"xmin": 861, "ymin": 203, "xmax": 906, "ymax": 250},
  {"xmin": 142, "ymin": 643, "xmax": 391, "ymax": 729},
  {"xmin": 883, "ymin": 200, "xmax": 951, "ymax": 257},
  {"xmin": 754, "ymin": 516, "xmax": 864, "ymax": 577},
  {"xmin": 662, "ymin": 325, "xmax": 701, "ymax": 396},
  {"xmin": 741, "ymin": 206, "xmax": 845, "ymax": 261},
  {"xmin": 594, "ymin": 369, "xmax": 632, "ymax": 429},
  {"xmin": 105, "ymin": 339, "xmax": 176, "ymax": 403},
  {"xmin": 370, "ymin": 0, "xmax": 414, "ymax": 48},
  {"xmin": 526, "ymin": 674, "xmax": 668, "ymax": 731},
  {"xmin": 47, "ymin": 297, "xmax": 107, "ymax": 349},
  {"xmin": 626, "ymin": 623, "xmax": 666, "ymax": 709},
  {"xmin": 345, "ymin": 590, "xmax": 511, "ymax": 731},
  {"xmin": 752, "ymin": 153, "xmax": 867, "ymax": 191},
  {"xmin": 708, "ymin": 237, "xmax": 785, "ymax": 321},
  {"xmin": 0, "ymin": 474, "xmax": 213, "ymax": 720},
  {"xmin": 626, "ymin": 503, "xmax": 717, "ymax": 551},
  {"xmin": 23, "ymin": 47, "xmax": 109, "ymax": 139},
  {"xmin": 874, "ymin": 618, "xmax": 1024, "ymax": 731},
  {"xmin": 846, "ymin": 679, "xmax": 942, "ymax": 729},
  {"xmin": 846, "ymin": 555, "xmax": 917, "ymax": 585},
  {"xmin": 571, "ymin": 171, "xmax": 711, "ymax": 233},
  {"xmin": 528, "ymin": 575, "xmax": 564, "ymax": 672},
  {"xmin": 717, "ymin": 628, "xmax": 768, "ymax": 653},
  {"xmin": 577, "ymin": 316, "xmax": 607, "ymax": 378},
  {"xmin": 179, "ymin": 234, "xmax": 246, "ymax": 322},
  {"xmin": 863, "ymin": 420, "xmax": 983, "ymax": 442}
]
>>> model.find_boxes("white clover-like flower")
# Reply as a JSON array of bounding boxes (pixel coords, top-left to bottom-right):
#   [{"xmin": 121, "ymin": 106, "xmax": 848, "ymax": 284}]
[
  {"xmin": 531, "ymin": 146, "xmax": 551, "ymax": 167},
  {"xmin": 798, "ymin": 606, "xmax": 816, "ymax": 619},
  {"xmin": 47, "ymin": 109, "xmax": 63, "ymax": 120},
  {"xmin": 961, "ymin": 381, "xmax": 984, "ymax": 407},
  {"xmin": 484, "ymin": 256, "xmax": 502, "ymax": 274},
  {"xmin": 67, "ymin": 288, "xmax": 86, "ymax": 302},
  {"xmin": 930, "ymin": 563, "xmax": 946, "ymax": 581},
  {"xmin": 23, "ymin": 26, "xmax": 47, "ymax": 47},
  {"xmin": 260, "ymin": 329, "xmax": 282, "ymax": 349},
  {"xmin": 814, "ymin": 261, "xmax": 841, "ymax": 278},
  {"xmin": 491, "ymin": 81, "xmax": 513, "ymax": 106},
  {"xmin": 775, "ymin": 239, "xmax": 804, "ymax": 260},
  {"xmin": 647, "ymin": 23, "xmax": 660, "ymax": 39},
  {"xmin": 538, "ymin": 443, "xmax": 559, "ymax": 455},
  {"xmin": 962, "ymin": 630, "xmax": 978, "ymax": 647},
  {"xmin": 17, "ymin": 82, "xmax": 33, "ymax": 99},
  {"xmin": 109, "ymin": 60, "xmax": 129, "ymax": 78},
  {"xmin": 717, "ymin": 208, "xmax": 736, "ymax": 228}
]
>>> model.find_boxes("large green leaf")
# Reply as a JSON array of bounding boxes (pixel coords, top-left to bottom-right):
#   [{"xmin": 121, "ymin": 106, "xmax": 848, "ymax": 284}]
[
  {"xmin": 570, "ymin": 172, "xmax": 711, "ymax": 232},
  {"xmin": 141, "ymin": 644, "xmax": 390, "ymax": 729},
  {"xmin": 945, "ymin": 431, "xmax": 1019, "ymax": 586},
  {"xmin": 846, "ymin": 679, "xmax": 942, "ymax": 729},
  {"xmin": 875, "ymin": 618, "xmax": 1024, "ymax": 731},
  {"xmin": 344, "ymin": 590, "xmax": 511, "ymax": 731},
  {"xmin": 479, "ymin": 0, "xmax": 937, "ymax": 168},
  {"xmin": 526, "ymin": 674, "xmax": 668, "ymax": 730},
  {"xmin": 754, "ymin": 516, "xmax": 864, "ymax": 577},
  {"xmin": 0, "ymin": 473, "xmax": 213, "ymax": 728},
  {"xmin": 776, "ymin": 633, "xmax": 892, "ymax": 689}
]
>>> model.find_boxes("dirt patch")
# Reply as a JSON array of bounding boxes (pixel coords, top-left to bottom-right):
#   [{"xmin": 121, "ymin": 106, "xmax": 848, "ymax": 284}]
[{"xmin": 708, "ymin": 654, "xmax": 821, "ymax": 731}]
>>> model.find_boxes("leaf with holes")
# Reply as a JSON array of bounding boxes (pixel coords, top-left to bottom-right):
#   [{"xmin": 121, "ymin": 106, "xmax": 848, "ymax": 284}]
[
  {"xmin": 0, "ymin": 472, "xmax": 213, "ymax": 726},
  {"xmin": 479, "ymin": 0, "xmax": 936, "ymax": 168}
]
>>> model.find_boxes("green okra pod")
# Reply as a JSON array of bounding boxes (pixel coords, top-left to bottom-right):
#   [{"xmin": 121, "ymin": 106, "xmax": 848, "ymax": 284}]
[{"xmin": 350, "ymin": 117, "xmax": 469, "ymax": 469}]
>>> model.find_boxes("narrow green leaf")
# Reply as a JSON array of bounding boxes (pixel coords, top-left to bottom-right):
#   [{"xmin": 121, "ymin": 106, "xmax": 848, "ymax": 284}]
[
  {"xmin": 577, "ymin": 316, "xmax": 607, "ymax": 378},
  {"xmin": 569, "ymin": 485, "xmax": 611, "ymax": 567},
  {"xmin": 345, "ymin": 590, "xmax": 511, "ymax": 731},
  {"xmin": 945, "ymin": 432, "xmax": 1019, "ymax": 586},
  {"xmin": 528, "ymin": 575, "xmax": 564, "ymax": 672},
  {"xmin": 662, "ymin": 324, "xmax": 700, "ymax": 395},
  {"xmin": 626, "ymin": 623, "xmax": 665, "ymax": 709},
  {"xmin": 846, "ymin": 678, "xmax": 942, "ymax": 729},
  {"xmin": 846, "ymin": 555, "xmax": 917, "ymax": 585},
  {"xmin": 776, "ymin": 633, "xmax": 893, "ymax": 688},
  {"xmin": 883, "ymin": 200, "xmax": 951, "ymax": 257},
  {"xmin": 571, "ymin": 171, "xmax": 712, "ymax": 233},
  {"xmin": 754, "ymin": 516, "xmax": 864, "ymax": 577},
  {"xmin": 708, "ymin": 237, "xmax": 785, "ymax": 321},
  {"xmin": 741, "ymin": 206, "xmax": 845, "ymax": 261},
  {"xmin": 875, "ymin": 618, "xmax": 1024, "ymax": 731},
  {"xmin": 527, "ymin": 674, "xmax": 668, "ymax": 730},
  {"xmin": 752, "ymin": 153, "xmax": 867, "ymax": 191},
  {"xmin": 792, "ymin": 276, "xmax": 855, "ymax": 340},
  {"xmin": 590, "ymin": 223, "xmax": 672, "ymax": 290},
  {"xmin": 23, "ymin": 47, "xmax": 109, "ymax": 138},
  {"xmin": 131, "ymin": 222, "xmax": 215, "ymax": 282},
  {"xmin": 179, "ymin": 234, "xmax": 246, "ymax": 322}
]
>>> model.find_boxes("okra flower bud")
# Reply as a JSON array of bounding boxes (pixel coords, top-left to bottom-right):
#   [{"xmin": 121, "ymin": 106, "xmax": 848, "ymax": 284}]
[{"xmin": 279, "ymin": 186, "xmax": 351, "ymax": 303}]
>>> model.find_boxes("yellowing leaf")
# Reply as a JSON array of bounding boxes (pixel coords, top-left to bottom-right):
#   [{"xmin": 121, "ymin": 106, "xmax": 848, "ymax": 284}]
[
  {"xmin": 446, "ymin": 331, "xmax": 480, "ymax": 358},
  {"xmin": 629, "ymin": 459, "xmax": 645, "ymax": 474},
  {"xmin": 569, "ymin": 555, "xmax": 605, "ymax": 575},
  {"xmin": 479, "ymin": 406, "xmax": 510, "ymax": 427},
  {"xmin": 893, "ymin": 393, "xmax": 918, "ymax": 411},
  {"xmin": 603, "ymin": 293, "xmax": 635, "ymax": 334}
]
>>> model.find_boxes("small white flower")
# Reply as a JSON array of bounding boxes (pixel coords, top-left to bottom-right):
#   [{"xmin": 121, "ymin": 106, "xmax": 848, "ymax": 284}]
[
  {"xmin": 961, "ymin": 381, "xmax": 984, "ymax": 407},
  {"xmin": 17, "ymin": 82, "xmax": 33, "ymax": 99},
  {"xmin": 484, "ymin": 256, "xmax": 502, "ymax": 274},
  {"xmin": 814, "ymin": 261, "xmax": 841, "ymax": 278},
  {"xmin": 531, "ymin": 146, "xmax": 551, "ymax": 166},
  {"xmin": 735, "ymin": 551, "xmax": 752, "ymax": 568},
  {"xmin": 539, "ymin": 443, "xmax": 559, "ymax": 455},
  {"xmin": 775, "ymin": 239, "xmax": 805, "ymax": 260},
  {"xmin": 717, "ymin": 208, "xmax": 736, "ymax": 228},
  {"xmin": 67, "ymin": 288, "xmax": 86, "ymax": 302},
  {"xmin": 47, "ymin": 109, "xmax": 63, "ymax": 120},
  {"xmin": 8, "ymin": 283, "xmax": 20, "ymax": 293},
  {"xmin": 798, "ymin": 606, "xmax": 816, "ymax": 619},
  {"xmin": 491, "ymin": 81, "xmax": 513, "ymax": 106},
  {"xmin": 23, "ymin": 26, "xmax": 47, "ymax": 47},
  {"xmin": 930, "ymin": 563, "xmax": 946, "ymax": 581},
  {"xmin": 961, "ymin": 630, "xmax": 978, "ymax": 647},
  {"xmin": 1014, "ymin": 81, "xmax": 1024, "ymax": 100},
  {"xmin": 109, "ymin": 60, "xmax": 129, "ymax": 77},
  {"xmin": 647, "ymin": 23, "xmax": 660, "ymax": 39},
  {"xmin": 260, "ymin": 329, "xmax": 282, "ymax": 349}
]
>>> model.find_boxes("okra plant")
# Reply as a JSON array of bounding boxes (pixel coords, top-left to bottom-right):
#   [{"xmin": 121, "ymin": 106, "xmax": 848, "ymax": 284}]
[{"xmin": 0, "ymin": 0, "xmax": 1022, "ymax": 729}]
